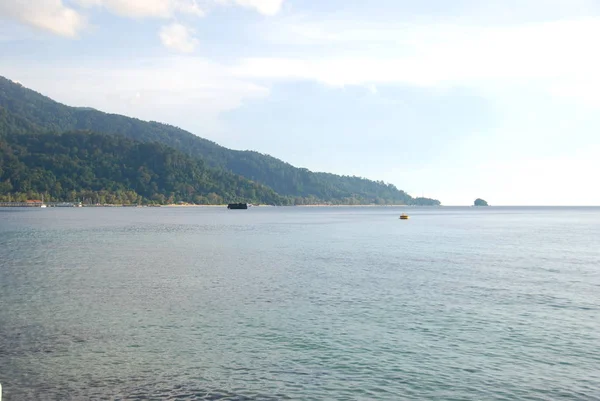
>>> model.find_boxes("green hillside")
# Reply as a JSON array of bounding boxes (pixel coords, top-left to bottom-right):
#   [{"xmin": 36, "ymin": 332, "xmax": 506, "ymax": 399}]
[
  {"xmin": 0, "ymin": 121, "xmax": 289, "ymax": 205},
  {"xmin": 0, "ymin": 76, "xmax": 440, "ymax": 205}
]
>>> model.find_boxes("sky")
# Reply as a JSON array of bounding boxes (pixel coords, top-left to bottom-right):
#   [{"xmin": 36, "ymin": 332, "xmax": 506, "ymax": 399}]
[{"xmin": 1, "ymin": 0, "xmax": 599, "ymax": 205}]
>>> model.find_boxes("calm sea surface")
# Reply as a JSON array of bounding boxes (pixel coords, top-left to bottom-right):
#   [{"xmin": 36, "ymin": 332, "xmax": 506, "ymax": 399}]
[{"xmin": 1, "ymin": 206, "xmax": 599, "ymax": 400}]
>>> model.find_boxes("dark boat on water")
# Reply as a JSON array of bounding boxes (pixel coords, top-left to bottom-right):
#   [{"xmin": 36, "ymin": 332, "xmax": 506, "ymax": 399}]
[{"xmin": 227, "ymin": 203, "xmax": 248, "ymax": 209}]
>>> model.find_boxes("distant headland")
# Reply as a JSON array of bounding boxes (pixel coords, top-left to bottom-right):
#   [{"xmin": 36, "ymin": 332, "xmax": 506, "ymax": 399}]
[
  {"xmin": 0, "ymin": 76, "xmax": 441, "ymax": 207},
  {"xmin": 474, "ymin": 198, "xmax": 489, "ymax": 206}
]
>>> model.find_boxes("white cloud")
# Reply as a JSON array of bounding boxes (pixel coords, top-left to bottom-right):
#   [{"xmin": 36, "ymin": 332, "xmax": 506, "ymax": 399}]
[
  {"xmin": 0, "ymin": 0, "xmax": 86, "ymax": 37},
  {"xmin": 0, "ymin": 56, "xmax": 269, "ymax": 136},
  {"xmin": 75, "ymin": 0, "xmax": 204, "ymax": 18},
  {"xmin": 237, "ymin": 17, "xmax": 600, "ymax": 106},
  {"xmin": 550, "ymin": 79, "xmax": 600, "ymax": 109},
  {"xmin": 75, "ymin": 0, "xmax": 283, "ymax": 18},
  {"xmin": 233, "ymin": 0, "xmax": 283, "ymax": 16},
  {"xmin": 0, "ymin": 0, "xmax": 282, "ymax": 51},
  {"xmin": 159, "ymin": 23, "xmax": 199, "ymax": 53}
]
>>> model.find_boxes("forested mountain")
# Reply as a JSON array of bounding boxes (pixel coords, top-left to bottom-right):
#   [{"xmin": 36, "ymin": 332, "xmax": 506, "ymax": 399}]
[
  {"xmin": 0, "ymin": 125, "xmax": 288, "ymax": 205},
  {"xmin": 0, "ymin": 76, "xmax": 440, "ymax": 205}
]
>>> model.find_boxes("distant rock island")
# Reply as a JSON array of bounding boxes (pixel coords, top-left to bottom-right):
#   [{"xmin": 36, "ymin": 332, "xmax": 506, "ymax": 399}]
[{"xmin": 474, "ymin": 198, "xmax": 489, "ymax": 206}]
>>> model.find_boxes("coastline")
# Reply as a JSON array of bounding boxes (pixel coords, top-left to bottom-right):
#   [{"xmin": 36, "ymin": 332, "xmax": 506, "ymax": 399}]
[
  {"xmin": 294, "ymin": 204, "xmax": 410, "ymax": 207},
  {"xmin": 0, "ymin": 203, "xmax": 431, "ymax": 208},
  {"xmin": 163, "ymin": 204, "xmax": 413, "ymax": 207}
]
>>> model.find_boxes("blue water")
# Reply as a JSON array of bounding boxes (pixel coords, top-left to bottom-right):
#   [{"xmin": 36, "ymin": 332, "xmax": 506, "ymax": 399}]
[{"xmin": 1, "ymin": 206, "xmax": 599, "ymax": 400}]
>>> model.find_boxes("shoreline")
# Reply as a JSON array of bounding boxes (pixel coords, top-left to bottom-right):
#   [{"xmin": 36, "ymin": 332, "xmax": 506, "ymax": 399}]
[
  {"xmin": 294, "ymin": 204, "xmax": 410, "ymax": 207},
  {"xmin": 163, "ymin": 204, "xmax": 414, "ymax": 207},
  {"xmin": 0, "ymin": 203, "xmax": 433, "ymax": 208}
]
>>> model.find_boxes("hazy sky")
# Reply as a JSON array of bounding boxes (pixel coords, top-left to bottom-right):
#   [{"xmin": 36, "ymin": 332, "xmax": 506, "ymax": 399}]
[{"xmin": 1, "ymin": 0, "xmax": 599, "ymax": 205}]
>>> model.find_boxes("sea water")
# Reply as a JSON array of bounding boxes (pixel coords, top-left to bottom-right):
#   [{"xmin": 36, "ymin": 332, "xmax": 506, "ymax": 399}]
[{"xmin": 1, "ymin": 206, "xmax": 599, "ymax": 400}]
